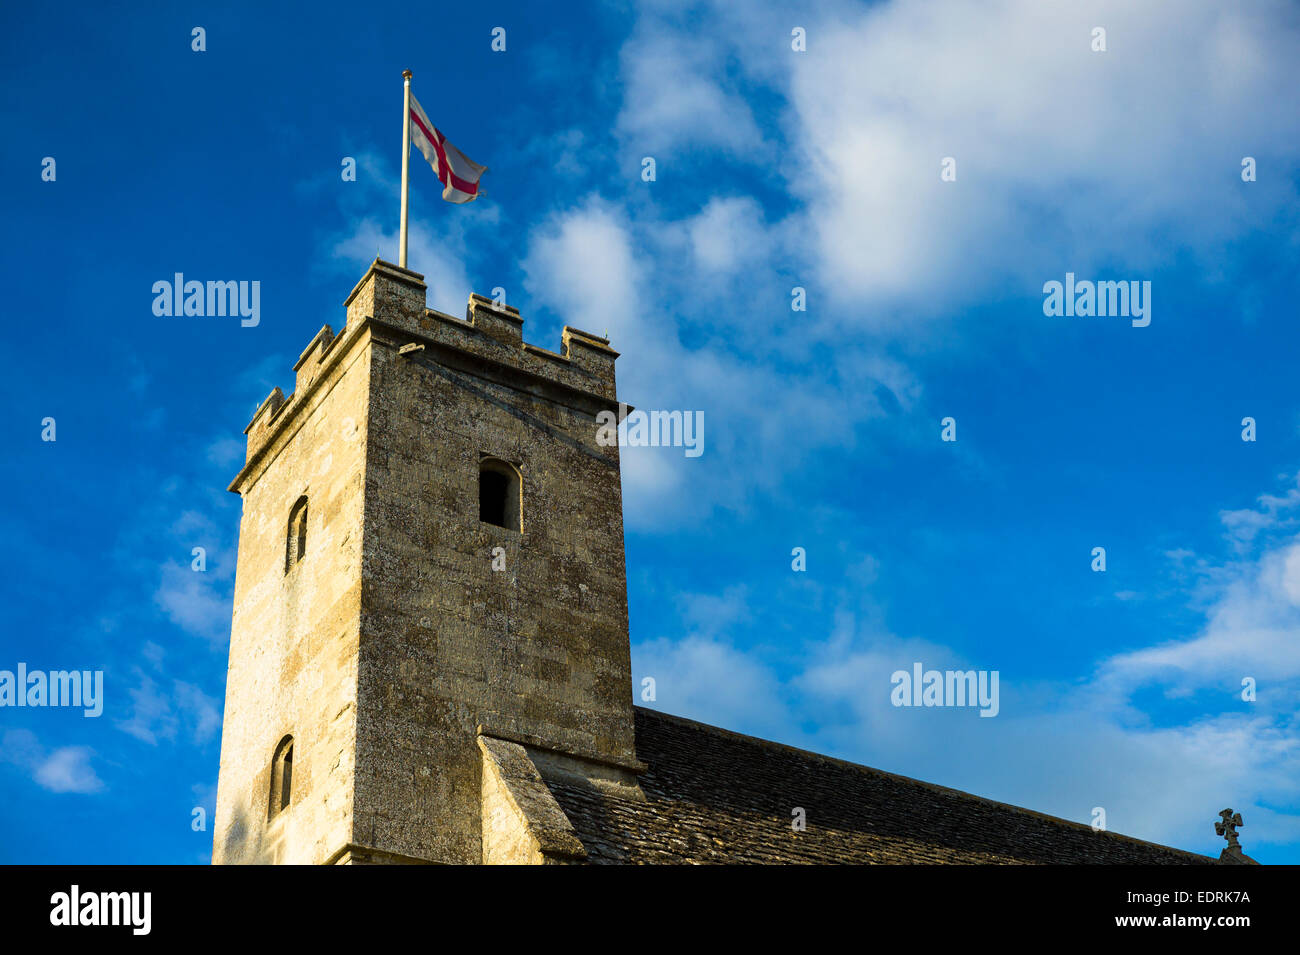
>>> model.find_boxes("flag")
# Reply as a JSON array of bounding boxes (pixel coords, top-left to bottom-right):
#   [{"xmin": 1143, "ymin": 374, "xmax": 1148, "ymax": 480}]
[{"xmin": 408, "ymin": 93, "xmax": 488, "ymax": 203}]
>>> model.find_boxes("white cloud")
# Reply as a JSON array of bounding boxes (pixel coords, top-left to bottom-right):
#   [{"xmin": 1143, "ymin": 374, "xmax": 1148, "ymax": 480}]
[
  {"xmin": 687, "ymin": 196, "xmax": 778, "ymax": 275},
  {"xmin": 174, "ymin": 681, "xmax": 222, "ymax": 744},
  {"xmin": 613, "ymin": 0, "xmax": 1300, "ymax": 320},
  {"xmin": 34, "ymin": 747, "xmax": 104, "ymax": 795},
  {"xmin": 617, "ymin": 26, "xmax": 767, "ymax": 159},
  {"xmin": 1098, "ymin": 473, "xmax": 1300, "ymax": 693},
  {"xmin": 787, "ymin": 0, "xmax": 1300, "ymax": 312},
  {"xmin": 1220, "ymin": 473, "xmax": 1300, "ymax": 550},
  {"xmin": 332, "ymin": 218, "xmax": 475, "ymax": 319},
  {"xmin": 1, "ymin": 730, "xmax": 104, "ymax": 795},
  {"xmin": 154, "ymin": 561, "xmax": 231, "ymax": 645},
  {"xmin": 116, "ymin": 670, "xmax": 222, "ymax": 746},
  {"xmin": 524, "ymin": 198, "xmax": 652, "ymax": 355},
  {"xmin": 634, "ymin": 634, "xmax": 793, "ymax": 738},
  {"xmin": 1101, "ymin": 537, "xmax": 1300, "ymax": 691},
  {"xmin": 117, "ymin": 672, "xmax": 177, "ymax": 745}
]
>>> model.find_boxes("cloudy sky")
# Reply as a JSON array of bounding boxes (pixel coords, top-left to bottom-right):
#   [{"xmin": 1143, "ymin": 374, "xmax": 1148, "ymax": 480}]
[{"xmin": 2, "ymin": 0, "xmax": 1298, "ymax": 862}]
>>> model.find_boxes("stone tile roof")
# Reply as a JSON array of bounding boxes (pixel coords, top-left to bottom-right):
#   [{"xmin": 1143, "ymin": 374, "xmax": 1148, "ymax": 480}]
[{"xmin": 542, "ymin": 707, "xmax": 1216, "ymax": 864}]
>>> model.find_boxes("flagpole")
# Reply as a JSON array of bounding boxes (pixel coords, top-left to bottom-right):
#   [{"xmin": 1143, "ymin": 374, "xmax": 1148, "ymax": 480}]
[{"xmin": 398, "ymin": 69, "xmax": 412, "ymax": 269}]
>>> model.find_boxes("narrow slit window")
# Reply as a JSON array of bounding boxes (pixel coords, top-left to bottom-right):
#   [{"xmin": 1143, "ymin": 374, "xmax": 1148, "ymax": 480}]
[
  {"xmin": 479, "ymin": 459, "xmax": 521, "ymax": 531},
  {"xmin": 269, "ymin": 735, "xmax": 293, "ymax": 820},
  {"xmin": 285, "ymin": 496, "xmax": 308, "ymax": 573}
]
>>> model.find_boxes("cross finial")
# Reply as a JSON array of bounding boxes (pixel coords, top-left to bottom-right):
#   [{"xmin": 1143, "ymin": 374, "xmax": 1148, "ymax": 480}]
[{"xmin": 1215, "ymin": 808, "xmax": 1243, "ymax": 850}]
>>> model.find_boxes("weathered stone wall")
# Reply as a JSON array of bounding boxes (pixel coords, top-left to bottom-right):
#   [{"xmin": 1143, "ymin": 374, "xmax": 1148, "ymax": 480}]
[
  {"xmin": 350, "ymin": 265, "xmax": 636, "ymax": 864},
  {"xmin": 212, "ymin": 323, "xmax": 372, "ymax": 865}
]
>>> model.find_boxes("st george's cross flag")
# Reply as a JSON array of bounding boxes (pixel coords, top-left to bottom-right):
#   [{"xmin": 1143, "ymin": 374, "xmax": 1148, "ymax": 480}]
[{"xmin": 408, "ymin": 92, "xmax": 488, "ymax": 203}]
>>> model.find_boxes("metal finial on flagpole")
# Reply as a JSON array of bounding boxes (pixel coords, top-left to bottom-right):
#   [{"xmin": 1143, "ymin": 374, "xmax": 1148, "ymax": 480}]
[{"xmin": 398, "ymin": 70, "xmax": 413, "ymax": 269}]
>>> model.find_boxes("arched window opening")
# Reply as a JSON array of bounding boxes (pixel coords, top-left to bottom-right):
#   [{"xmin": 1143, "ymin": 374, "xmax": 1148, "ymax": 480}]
[
  {"xmin": 479, "ymin": 458, "xmax": 521, "ymax": 531},
  {"xmin": 269, "ymin": 735, "xmax": 293, "ymax": 820},
  {"xmin": 285, "ymin": 496, "xmax": 308, "ymax": 573}
]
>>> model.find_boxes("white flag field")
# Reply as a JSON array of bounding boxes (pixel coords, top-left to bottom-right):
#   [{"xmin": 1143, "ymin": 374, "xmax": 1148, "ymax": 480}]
[{"xmin": 409, "ymin": 93, "xmax": 488, "ymax": 203}]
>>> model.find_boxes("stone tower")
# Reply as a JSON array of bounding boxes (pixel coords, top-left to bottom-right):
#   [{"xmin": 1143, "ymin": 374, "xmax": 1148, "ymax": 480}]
[{"xmin": 212, "ymin": 260, "xmax": 640, "ymax": 864}]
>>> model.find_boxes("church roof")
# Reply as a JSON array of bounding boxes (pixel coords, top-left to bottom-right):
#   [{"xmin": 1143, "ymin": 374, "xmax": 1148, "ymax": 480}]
[{"xmin": 542, "ymin": 707, "xmax": 1216, "ymax": 864}]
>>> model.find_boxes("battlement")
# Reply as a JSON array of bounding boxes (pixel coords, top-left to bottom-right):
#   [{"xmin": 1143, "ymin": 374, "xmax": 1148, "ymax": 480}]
[
  {"xmin": 343, "ymin": 259, "xmax": 619, "ymax": 397},
  {"xmin": 293, "ymin": 323, "xmax": 337, "ymax": 397},
  {"xmin": 237, "ymin": 259, "xmax": 621, "ymax": 481},
  {"xmin": 242, "ymin": 387, "xmax": 286, "ymax": 464}
]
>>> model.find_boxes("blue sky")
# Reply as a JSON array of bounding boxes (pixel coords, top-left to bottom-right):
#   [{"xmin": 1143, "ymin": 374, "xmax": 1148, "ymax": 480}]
[{"xmin": 2, "ymin": 0, "xmax": 1298, "ymax": 863}]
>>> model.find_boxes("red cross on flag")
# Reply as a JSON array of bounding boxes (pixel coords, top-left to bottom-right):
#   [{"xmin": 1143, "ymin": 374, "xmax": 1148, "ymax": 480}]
[{"xmin": 409, "ymin": 92, "xmax": 488, "ymax": 204}]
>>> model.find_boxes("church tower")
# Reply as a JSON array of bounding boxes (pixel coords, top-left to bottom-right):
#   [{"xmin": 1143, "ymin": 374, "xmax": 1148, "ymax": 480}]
[{"xmin": 212, "ymin": 260, "xmax": 640, "ymax": 864}]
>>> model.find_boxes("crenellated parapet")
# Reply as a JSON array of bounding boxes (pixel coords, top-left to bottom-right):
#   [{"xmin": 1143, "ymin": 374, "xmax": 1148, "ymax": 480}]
[
  {"xmin": 238, "ymin": 258, "xmax": 621, "ymax": 473},
  {"xmin": 344, "ymin": 259, "xmax": 619, "ymax": 400},
  {"xmin": 293, "ymin": 324, "xmax": 336, "ymax": 397},
  {"xmin": 243, "ymin": 386, "xmax": 286, "ymax": 464}
]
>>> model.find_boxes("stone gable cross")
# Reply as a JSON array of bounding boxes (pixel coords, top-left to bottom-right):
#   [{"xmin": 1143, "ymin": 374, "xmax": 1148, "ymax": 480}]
[{"xmin": 1215, "ymin": 808, "xmax": 1243, "ymax": 850}]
